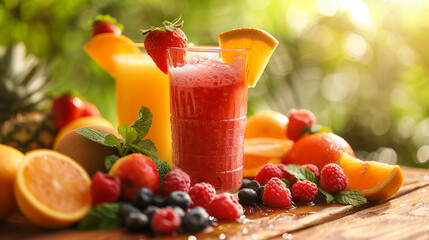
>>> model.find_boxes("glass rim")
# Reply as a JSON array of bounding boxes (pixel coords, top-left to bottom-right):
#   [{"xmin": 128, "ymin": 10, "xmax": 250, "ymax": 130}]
[{"xmin": 167, "ymin": 46, "xmax": 247, "ymax": 52}]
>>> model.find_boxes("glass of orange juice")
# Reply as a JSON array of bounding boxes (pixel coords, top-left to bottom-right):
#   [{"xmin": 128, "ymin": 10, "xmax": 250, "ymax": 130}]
[{"xmin": 113, "ymin": 47, "xmax": 172, "ymax": 166}]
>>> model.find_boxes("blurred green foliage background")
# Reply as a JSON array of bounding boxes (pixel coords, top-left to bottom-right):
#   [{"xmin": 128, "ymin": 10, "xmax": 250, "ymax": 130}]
[{"xmin": 2, "ymin": 0, "xmax": 429, "ymax": 168}]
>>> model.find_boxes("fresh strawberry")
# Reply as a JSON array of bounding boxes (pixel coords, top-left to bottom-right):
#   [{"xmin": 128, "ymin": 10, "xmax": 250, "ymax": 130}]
[
  {"xmin": 51, "ymin": 94, "xmax": 84, "ymax": 129},
  {"xmin": 80, "ymin": 102, "xmax": 102, "ymax": 118},
  {"xmin": 92, "ymin": 15, "xmax": 123, "ymax": 37},
  {"xmin": 142, "ymin": 16, "xmax": 188, "ymax": 74}
]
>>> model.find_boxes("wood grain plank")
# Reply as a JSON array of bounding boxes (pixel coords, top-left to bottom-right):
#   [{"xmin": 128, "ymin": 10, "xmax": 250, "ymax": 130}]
[
  {"xmin": 281, "ymin": 184, "xmax": 429, "ymax": 240},
  {"xmin": 1, "ymin": 166, "xmax": 428, "ymax": 240}
]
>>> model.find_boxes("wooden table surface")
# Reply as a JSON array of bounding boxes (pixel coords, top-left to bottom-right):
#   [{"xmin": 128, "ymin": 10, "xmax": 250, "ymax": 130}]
[{"xmin": 1, "ymin": 166, "xmax": 429, "ymax": 240}]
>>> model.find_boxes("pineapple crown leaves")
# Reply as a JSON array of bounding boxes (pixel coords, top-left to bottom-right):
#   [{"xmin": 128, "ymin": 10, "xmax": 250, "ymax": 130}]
[
  {"xmin": 92, "ymin": 14, "xmax": 124, "ymax": 32},
  {"xmin": 141, "ymin": 16, "xmax": 184, "ymax": 35}
]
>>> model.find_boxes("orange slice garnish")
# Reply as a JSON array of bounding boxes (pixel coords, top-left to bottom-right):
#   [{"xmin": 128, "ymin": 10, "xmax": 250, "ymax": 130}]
[
  {"xmin": 338, "ymin": 153, "xmax": 404, "ymax": 201},
  {"xmin": 14, "ymin": 149, "xmax": 91, "ymax": 229},
  {"xmin": 83, "ymin": 33, "xmax": 141, "ymax": 77},
  {"xmin": 218, "ymin": 28, "xmax": 279, "ymax": 87},
  {"xmin": 245, "ymin": 110, "xmax": 289, "ymax": 139},
  {"xmin": 244, "ymin": 138, "xmax": 293, "ymax": 177}
]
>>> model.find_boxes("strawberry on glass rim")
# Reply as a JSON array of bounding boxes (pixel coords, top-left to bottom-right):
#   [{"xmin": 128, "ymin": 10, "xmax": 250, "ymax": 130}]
[
  {"xmin": 92, "ymin": 14, "xmax": 123, "ymax": 37},
  {"xmin": 141, "ymin": 16, "xmax": 188, "ymax": 74}
]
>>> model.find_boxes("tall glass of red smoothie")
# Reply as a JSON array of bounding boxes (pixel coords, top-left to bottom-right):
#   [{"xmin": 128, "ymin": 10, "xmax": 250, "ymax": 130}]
[{"xmin": 167, "ymin": 47, "xmax": 248, "ymax": 192}]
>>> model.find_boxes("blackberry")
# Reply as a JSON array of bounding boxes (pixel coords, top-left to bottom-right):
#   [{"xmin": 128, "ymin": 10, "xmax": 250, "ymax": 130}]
[
  {"xmin": 124, "ymin": 212, "xmax": 149, "ymax": 232},
  {"xmin": 256, "ymin": 186, "xmax": 265, "ymax": 204},
  {"xmin": 166, "ymin": 191, "xmax": 191, "ymax": 210},
  {"xmin": 133, "ymin": 188, "xmax": 154, "ymax": 210},
  {"xmin": 152, "ymin": 195, "xmax": 167, "ymax": 207},
  {"xmin": 245, "ymin": 180, "xmax": 260, "ymax": 191},
  {"xmin": 143, "ymin": 205, "xmax": 160, "ymax": 220},
  {"xmin": 238, "ymin": 188, "xmax": 258, "ymax": 205},
  {"xmin": 182, "ymin": 206, "xmax": 209, "ymax": 233},
  {"xmin": 241, "ymin": 178, "xmax": 252, "ymax": 189},
  {"xmin": 121, "ymin": 203, "xmax": 141, "ymax": 219}
]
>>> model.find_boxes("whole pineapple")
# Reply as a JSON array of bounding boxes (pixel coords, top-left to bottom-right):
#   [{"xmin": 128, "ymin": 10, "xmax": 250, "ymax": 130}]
[{"xmin": 0, "ymin": 43, "xmax": 58, "ymax": 152}]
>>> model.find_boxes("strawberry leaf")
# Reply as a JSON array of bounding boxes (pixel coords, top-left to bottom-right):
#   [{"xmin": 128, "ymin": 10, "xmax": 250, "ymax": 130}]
[{"xmin": 301, "ymin": 124, "xmax": 332, "ymax": 136}]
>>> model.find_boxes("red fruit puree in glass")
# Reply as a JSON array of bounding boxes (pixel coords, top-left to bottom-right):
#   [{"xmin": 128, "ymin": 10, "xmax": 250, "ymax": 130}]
[{"xmin": 168, "ymin": 53, "xmax": 247, "ymax": 192}]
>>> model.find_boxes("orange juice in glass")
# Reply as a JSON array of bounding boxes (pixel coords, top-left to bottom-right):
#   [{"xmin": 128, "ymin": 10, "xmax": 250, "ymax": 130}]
[{"xmin": 114, "ymin": 51, "xmax": 172, "ymax": 166}]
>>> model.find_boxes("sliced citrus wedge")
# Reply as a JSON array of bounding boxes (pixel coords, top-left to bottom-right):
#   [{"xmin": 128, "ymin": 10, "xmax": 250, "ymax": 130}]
[
  {"xmin": 83, "ymin": 33, "xmax": 141, "ymax": 77},
  {"xmin": 244, "ymin": 138, "xmax": 293, "ymax": 177},
  {"xmin": 218, "ymin": 28, "xmax": 279, "ymax": 87},
  {"xmin": 338, "ymin": 153, "xmax": 404, "ymax": 201},
  {"xmin": 14, "ymin": 149, "xmax": 91, "ymax": 229}
]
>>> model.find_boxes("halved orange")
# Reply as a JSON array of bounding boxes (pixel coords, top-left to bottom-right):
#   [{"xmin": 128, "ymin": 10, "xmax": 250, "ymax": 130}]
[
  {"xmin": 218, "ymin": 28, "xmax": 279, "ymax": 87},
  {"xmin": 83, "ymin": 33, "xmax": 141, "ymax": 77},
  {"xmin": 14, "ymin": 149, "xmax": 91, "ymax": 229},
  {"xmin": 244, "ymin": 138, "xmax": 293, "ymax": 177},
  {"xmin": 338, "ymin": 153, "xmax": 404, "ymax": 201}
]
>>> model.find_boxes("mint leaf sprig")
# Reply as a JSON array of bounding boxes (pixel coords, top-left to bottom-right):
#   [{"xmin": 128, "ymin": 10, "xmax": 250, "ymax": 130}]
[
  {"xmin": 282, "ymin": 164, "xmax": 367, "ymax": 207},
  {"xmin": 75, "ymin": 106, "xmax": 171, "ymax": 180},
  {"xmin": 78, "ymin": 203, "xmax": 122, "ymax": 230}
]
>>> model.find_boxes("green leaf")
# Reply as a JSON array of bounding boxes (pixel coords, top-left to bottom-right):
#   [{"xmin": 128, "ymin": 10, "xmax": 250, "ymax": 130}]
[
  {"xmin": 118, "ymin": 125, "xmax": 138, "ymax": 144},
  {"xmin": 78, "ymin": 203, "xmax": 122, "ymax": 230},
  {"xmin": 283, "ymin": 164, "xmax": 317, "ymax": 183},
  {"xmin": 333, "ymin": 191, "xmax": 367, "ymax": 207},
  {"xmin": 105, "ymin": 134, "xmax": 121, "ymax": 148},
  {"xmin": 317, "ymin": 187, "xmax": 334, "ymax": 204},
  {"xmin": 301, "ymin": 124, "xmax": 332, "ymax": 136},
  {"xmin": 130, "ymin": 106, "xmax": 153, "ymax": 140},
  {"xmin": 127, "ymin": 140, "xmax": 171, "ymax": 182},
  {"xmin": 74, "ymin": 128, "xmax": 110, "ymax": 146},
  {"xmin": 105, "ymin": 154, "xmax": 120, "ymax": 170},
  {"xmin": 281, "ymin": 178, "xmax": 292, "ymax": 189}
]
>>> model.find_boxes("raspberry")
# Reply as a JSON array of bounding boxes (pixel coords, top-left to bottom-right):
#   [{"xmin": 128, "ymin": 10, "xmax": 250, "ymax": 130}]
[
  {"xmin": 276, "ymin": 163, "xmax": 297, "ymax": 184},
  {"xmin": 291, "ymin": 180, "xmax": 318, "ymax": 202},
  {"xmin": 188, "ymin": 182, "xmax": 216, "ymax": 210},
  {"xmin": 208, "ymin": 193, "xmax": 243, "ymax": 220},
  {"xmin": 286, "ymin": 109, "xmax": 316, "ymax": 141},
  {"xmin": 90, "ymin": 171, "xmax": 121, "ymax": 205},
  {"xmin": 301, "ymin": 164, "xmax": 320, "ymax": 179},
  {"xmin": 262, "ymin": 177, "xmax": 292, "ymax": 207},
  {"xmin": 151, "ymin": 207, "xmax": 181, "ymax": 235},
  {"xmin": 319, "ymin": 163, "xmax": 348, "ymax": 193},
  {"xmin": 161, "ymin": 168, "xmax": 191, "ymax": 195},
  {"xmin": 255, "ymin": 163, "xmax": 284, "ymax": 186}
]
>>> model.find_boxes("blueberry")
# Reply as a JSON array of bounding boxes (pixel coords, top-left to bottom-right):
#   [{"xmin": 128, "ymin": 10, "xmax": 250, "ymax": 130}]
[
  {"xmin": 121, "ymin": 203, "xmax": 141, "ymax": 219},
  {"xmin": 241, "ymin": 178, "xmax": 252, "ymax": 189},
  {"xmin": 238, "ymin": 188, "xmax": 258, "ymax": 205},
  {"xmin": 170, "ymin": 205, "xmax": 185, "ymax": 219},
  {"xmin": 152, "ymin": 195, "xmax": 167, "ymax": 207},
  {"xmin": 124, "ymin": 212, "xmax": 149, "ymax": 232},
  {"xmin": 143, "ymin": 205, "xmax": 159, "ymax": 220},
  {"xmin": 133, "ymin": 188, "xmax": 154, "ymax": 210},
  {"xmin": 166, "ymin": 191, "xmax": 191, "ymax": 210},
  {"xmin": 245, "ymin": 180, "xmax": 260, "ymax": 191},
  {"xmin": 182, "ymin": 206, "xmax": 209, "ymax": 233},
  {"xmin": 256, "ymin": 186, "xmax": 265, "ymax": 204}
]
